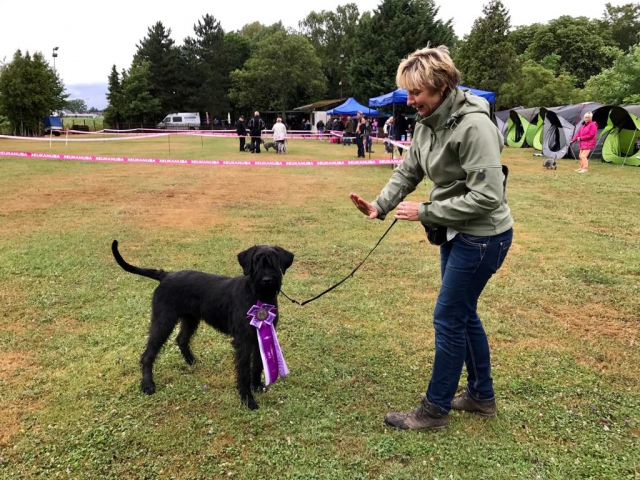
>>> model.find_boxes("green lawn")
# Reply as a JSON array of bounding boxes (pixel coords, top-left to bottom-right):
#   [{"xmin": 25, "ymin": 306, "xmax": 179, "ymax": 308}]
[{"xmin": 0, "ymin": 137, "xmax": 638, "ymax": 479}]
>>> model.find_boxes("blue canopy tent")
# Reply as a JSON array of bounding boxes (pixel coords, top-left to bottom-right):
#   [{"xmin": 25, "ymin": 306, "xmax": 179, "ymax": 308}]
[
  {"xmin": 326, "ymin": 97, "xmax": 379, "ymax": 116},
  {"xmin": 368, "ymin": 86, "xmax": 496, "ymax": 107}
]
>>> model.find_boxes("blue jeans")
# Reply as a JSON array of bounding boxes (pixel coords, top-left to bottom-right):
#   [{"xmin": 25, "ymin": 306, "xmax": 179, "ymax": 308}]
[{"xmin": 426, "ymin": 228, "xmax": 513, "ymax": 413}]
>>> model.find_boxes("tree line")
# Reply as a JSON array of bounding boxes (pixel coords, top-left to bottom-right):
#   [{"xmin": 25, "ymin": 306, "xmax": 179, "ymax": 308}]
[{"xmin": 1, "ymin": 0, "xmax": 638, "ymax": 133}]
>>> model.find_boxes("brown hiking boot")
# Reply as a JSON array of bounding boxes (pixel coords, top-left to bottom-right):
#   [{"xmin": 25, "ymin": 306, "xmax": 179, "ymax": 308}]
[
  {"xmin": 384, "ymin": 397, "xmax": 449, "ymax": 430},
  {"xmin": 451, "ymin": 390, "xmax": 496, "ymax": 417}
]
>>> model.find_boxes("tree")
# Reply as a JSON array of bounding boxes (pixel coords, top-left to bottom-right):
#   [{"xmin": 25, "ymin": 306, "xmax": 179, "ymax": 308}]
[
  {"xmin": 229, "ymin": 30, "xmax": 327, "ymax": 110},
  {"xmin": 239, "ymin": 21, "xmax": 287, "ymax": 45},
  {"xmin": 299, "ymin": 4, "xmax": 361, "ymax": 98},
  {"xmin": 601, "ymin": 3, "xmax": 640, "ymax": 52},
  {"xmin": 455, "ymin": 0, "xmax": 518, "ymax": 98},
  {"xmin": 224, "ymin": 32, "xmax": 252, "ymax": 73},
  {"xmin": 104, "ymin": 65, "xmax": 125, "ymax": 126},
  {"xmin": 500, "ymin": 60, "xmax": 578, "ymax": 108},
  {"xmin": 348, "ymin": 0, "xmax": 457, "ymax": 100},
  {"xmin": 134, "ymin": 22, "xmax": 181, "ymax": 114},
  {"xmin": 182, "ymin": 14, "xmax": 231, "ymax": 117},
  {"xmin": 584, "ymin": 45, "xmax": 640, "ymax": 104},
  {"xmin": 508, "ymin": 23, "xmax": 543, "ymax": 57},
  {"xmin": 120, "ymin": 60, "xmax": 161, "ymax": 122},
  {"xmin": 0, "ymin": 50, "xmax": 67, "ymax": 135},
  {"xmin": 527, "ymin": 16, "xmax": 611, "ymax": 87},
  {"xmin": 66, "ymin": 99, "xmax": 87, "ymax": 114}
]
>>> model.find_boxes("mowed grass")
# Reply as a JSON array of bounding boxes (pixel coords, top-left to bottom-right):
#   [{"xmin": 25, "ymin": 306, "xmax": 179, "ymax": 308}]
[
  {"xmin": 0, "ymin": 136, "xmax": 638, "ymax": 479},
  {"xmin": 0, "ymin": 134, "xmax": 367, "ymax": 162}
]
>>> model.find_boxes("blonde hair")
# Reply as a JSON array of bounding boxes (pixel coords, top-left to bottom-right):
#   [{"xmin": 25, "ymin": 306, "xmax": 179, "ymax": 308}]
[
  {"xmin": 396, "ymin": 45, "xmax": 460, "ymax": 96},
  {"xmin": 584, "ymin": 112, "xmax": 593, "ymax": 119}
]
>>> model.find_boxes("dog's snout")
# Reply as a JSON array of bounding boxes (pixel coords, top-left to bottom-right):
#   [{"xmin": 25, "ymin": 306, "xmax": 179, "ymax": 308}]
[{"xmin": 262, "ymin": 276, "xmax": 277, "ymax": 286}]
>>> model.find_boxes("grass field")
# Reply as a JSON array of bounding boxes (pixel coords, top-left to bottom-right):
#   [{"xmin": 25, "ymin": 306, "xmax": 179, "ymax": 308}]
[{"xmin": 0, "ymin": 136, "xmax": 638, "ymax": 479}]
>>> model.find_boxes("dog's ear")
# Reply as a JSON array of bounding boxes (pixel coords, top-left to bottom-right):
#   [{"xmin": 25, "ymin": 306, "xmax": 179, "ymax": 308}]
[
  {"xmin": 237, "ymin": 246, "xmax": 257, "ymax": 275},
  {"xmin": 275, "ymin": 247, "xmax": 294, "ymax": 274}
]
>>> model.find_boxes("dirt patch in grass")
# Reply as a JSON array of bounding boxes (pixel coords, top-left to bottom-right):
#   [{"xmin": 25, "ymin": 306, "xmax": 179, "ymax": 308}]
[
  {"xmin": 0, "ymin": 163, "xmax": 355, "ymax": 234},
  {"xmin": 548, "ymin": 303, "xmax": 638, "ymax": 342},
  {"xmin": 0, "ymin": 351, "xmax": 41, "ymax": 445}
]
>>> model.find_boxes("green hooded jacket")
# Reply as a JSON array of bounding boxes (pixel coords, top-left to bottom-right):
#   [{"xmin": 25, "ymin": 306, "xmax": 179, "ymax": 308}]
[{"xmin": 371, "ymin": 88, "xmax": 513, "ymax": 237}]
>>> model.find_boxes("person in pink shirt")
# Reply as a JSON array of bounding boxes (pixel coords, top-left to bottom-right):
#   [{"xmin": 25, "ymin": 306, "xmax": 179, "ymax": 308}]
[{"xmin": 571, "ymin": 112, "xmax": 597, "ymax": 173}]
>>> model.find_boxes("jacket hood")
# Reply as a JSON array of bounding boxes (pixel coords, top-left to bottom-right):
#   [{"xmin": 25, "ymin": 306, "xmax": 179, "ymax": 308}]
[{"xmin": 419, "ymin": 88, "xmax": 491, "ymax": 130}]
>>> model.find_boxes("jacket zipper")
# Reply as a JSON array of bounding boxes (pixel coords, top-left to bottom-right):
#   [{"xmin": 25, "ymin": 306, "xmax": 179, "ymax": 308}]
[{"xmin": 423, "ymin": 127, "xmax": 435, "ymax": 181}]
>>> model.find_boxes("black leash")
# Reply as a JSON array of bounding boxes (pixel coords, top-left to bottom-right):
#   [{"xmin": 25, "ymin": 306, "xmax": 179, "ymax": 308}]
[{"xmin": 280, "ymin": 219, "xmax": 398, "ymax": 306}]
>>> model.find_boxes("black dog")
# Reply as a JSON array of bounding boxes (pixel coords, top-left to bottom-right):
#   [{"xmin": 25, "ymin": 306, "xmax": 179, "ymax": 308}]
[
  {"xmin": 112, "ymin": 241, "xmax": 294, "ymax": 410},
  {"xmin": 244, "ymin": 138, "xmax": 265, "ymax": 153}
]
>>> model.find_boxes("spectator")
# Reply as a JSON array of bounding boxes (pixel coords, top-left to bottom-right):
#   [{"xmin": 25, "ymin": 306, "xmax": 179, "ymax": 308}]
[
  {"xmin": 316, "ymin": 119, "xmax": 325, "ymax": 139},
  {"xmin": 384, "ymin": 117, "xmax": 395, "ymax": 154},
  {"xmin": 344, "ymin": 116, "xmax": 355, "ymax": 146},
  {"xmin": 365, "ymin": 117, "xmax": 373, "ymax": 153},
  {"xmin": 355, "ymin": 113, "xmax": 366, "ymax": 158},
  {"xmin": 570, "ymin": 112, "xmax": 597, "ymax": 173},
  {"xmin": 247, "ymin": 111, "xmax": 265, "ymax": 154},
  {"xmin": 272, "ymin": 117, "xmax": 287, "ymax": 151},
  {"xmin": 235, "ymin": 116, "xmax": 247, "ymax": 152},
  {"xmin": 395, "ymin": 112, "xmax": 408, "ymax": 141}
]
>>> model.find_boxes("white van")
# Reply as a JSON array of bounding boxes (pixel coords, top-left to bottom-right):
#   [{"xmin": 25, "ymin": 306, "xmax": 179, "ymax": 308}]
[{"xmin": 157, "ymin": 112, "xmax": 201, "ymax": 130}]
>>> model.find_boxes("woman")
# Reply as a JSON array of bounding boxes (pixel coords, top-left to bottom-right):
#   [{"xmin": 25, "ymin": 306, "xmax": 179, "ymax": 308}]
[
  {"xmin": 571, "ymin": 112, "xmax": 597, "ymax": 173},
  {"xmin": 350, "ymin": 45, "xmax": 513, "ymax": 430},
  {"xmin": 355, "ymin": 116, "xmax": 366, "ymax": 158}
]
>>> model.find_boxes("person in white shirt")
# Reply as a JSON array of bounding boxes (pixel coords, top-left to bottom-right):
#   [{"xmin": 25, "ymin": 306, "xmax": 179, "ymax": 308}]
[{"xmin": 272, "ymin": 117, "xmax": 287, "ymax": 152}]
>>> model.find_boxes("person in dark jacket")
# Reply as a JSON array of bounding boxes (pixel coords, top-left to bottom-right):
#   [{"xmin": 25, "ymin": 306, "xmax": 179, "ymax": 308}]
[
  {"xmin": 394, "ymin": 112, "xmax": 408, "ymax": 141},
  {"xmin": 236, "ymin": 116, "xmax": 247, "ymax": 152},
  {"xmin": 247, "ymin": 111, "xmax": 265, "ymax": 153}
]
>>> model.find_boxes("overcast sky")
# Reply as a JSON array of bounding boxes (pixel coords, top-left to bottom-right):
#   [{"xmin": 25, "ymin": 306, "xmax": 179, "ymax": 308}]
[{"xmin": 0, "ymin": 0, "xmax": 626, "ymax": 107}]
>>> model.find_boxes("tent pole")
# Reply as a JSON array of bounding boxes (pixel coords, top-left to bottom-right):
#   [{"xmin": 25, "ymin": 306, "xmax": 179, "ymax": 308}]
[{"xmin": 621, "ymin": 125, "xmax": 639, "ymax": 167}]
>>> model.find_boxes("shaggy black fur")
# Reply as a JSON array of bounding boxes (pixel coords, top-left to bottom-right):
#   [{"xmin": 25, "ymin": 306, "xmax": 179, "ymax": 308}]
[{"xmin": 112, "ymin": 241, "xmax": 294, "ymax": 410}]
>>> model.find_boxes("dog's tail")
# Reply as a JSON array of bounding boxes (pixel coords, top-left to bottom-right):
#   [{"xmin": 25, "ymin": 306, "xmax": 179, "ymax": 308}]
[{"xmin": 112, "ymin": 240, "xmax": 167, "ymax": 282}]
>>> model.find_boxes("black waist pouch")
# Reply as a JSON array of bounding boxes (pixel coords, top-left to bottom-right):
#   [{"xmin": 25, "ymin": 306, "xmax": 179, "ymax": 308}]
[{"xmin": 424, "ymin": 224, "xmax": 448, "ymax": 246}]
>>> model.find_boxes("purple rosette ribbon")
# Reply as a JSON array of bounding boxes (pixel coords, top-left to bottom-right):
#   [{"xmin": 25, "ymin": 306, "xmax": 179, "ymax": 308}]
[{"xmin": 247, "ymin": 301, "xmax": 289, "ymax": 385}]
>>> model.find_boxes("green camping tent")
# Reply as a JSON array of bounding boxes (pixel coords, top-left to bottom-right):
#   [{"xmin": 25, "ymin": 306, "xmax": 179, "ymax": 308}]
[
  {"xmin": 601, "ymin": 105, "xmax": 640, "ymax": 167},
  {"xmin": 507, "ymin": 107, "xmax": 541, "ymax": 148},
  {"xmin": 532, "ymin": 110, "xmax": 545, "ymax": 150}
]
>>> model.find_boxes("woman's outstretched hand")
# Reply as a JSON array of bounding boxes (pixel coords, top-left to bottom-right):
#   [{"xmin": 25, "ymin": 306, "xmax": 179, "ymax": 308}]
[{"xmin": 350, "ymin": 193, "xmax": 378, "ymax": 219}]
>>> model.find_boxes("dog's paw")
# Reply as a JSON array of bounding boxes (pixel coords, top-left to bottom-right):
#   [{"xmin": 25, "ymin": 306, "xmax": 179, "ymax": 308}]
[
  {"xmin": 252, "ymin": 382, "xmax": 265, "ymax": 393},
  {"xmin": 183, "ymin": 354, "xmax": 197, "ymax": 366},
  {"xmin": 242, "ymin": 395, "xmax": 259, "ymax": 410},
  {"xmin": 141, "ymin": 380, "xmax": 156, "ymax": 395}
]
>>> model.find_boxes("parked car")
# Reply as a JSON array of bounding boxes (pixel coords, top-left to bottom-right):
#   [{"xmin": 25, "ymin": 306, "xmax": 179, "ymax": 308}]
[{"xmin": 156, "ymin": 113, "xmax": 201, "ymax": 130}]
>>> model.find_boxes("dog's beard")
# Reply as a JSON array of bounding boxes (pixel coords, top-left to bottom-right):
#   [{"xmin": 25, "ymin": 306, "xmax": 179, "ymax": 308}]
[{"xmin": 253, "ymin": 273, "xmax": 282, "ymax": 299}]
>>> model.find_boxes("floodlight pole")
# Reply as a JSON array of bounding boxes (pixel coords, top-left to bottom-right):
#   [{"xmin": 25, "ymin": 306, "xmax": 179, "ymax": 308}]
[
  {"xmin": 52, "ymin": 46, "xmax": 59, "ymax": 71},
  {"xmin": 339, "ymin": 53, "xmax": 344, "ymax": 98}
]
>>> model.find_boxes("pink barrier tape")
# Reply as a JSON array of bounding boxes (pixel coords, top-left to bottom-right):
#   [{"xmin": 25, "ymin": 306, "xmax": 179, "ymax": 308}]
[
  {"xmin": 0, "ymin": 149, "xmax": 403, "ymax": 166},
  {"xmin": 0, "ymin": 133, "xmax": 169, "ymax": 142}
]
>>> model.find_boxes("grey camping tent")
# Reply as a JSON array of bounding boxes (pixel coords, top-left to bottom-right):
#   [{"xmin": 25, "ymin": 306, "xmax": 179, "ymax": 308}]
[
  {"xmin": 541, "ymin": 102, "xmax": 602, "ymax": 160},
  {"xmin": 567, "ymin": 105, "xmax": 615, "ymax": 160}
]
